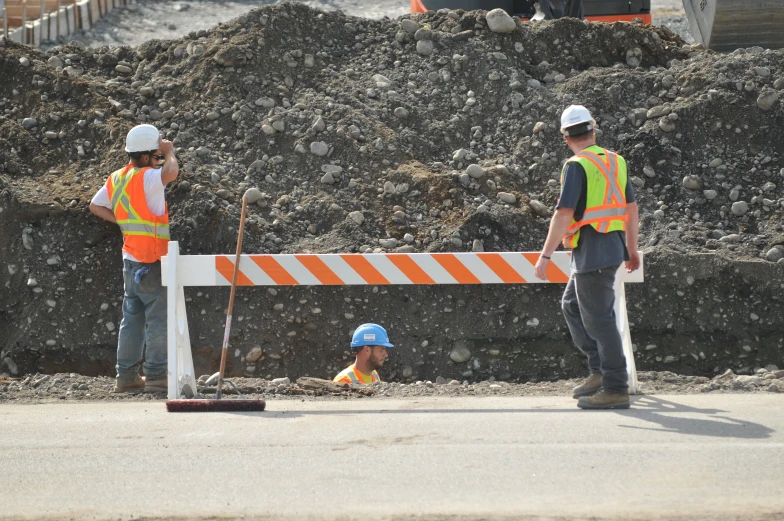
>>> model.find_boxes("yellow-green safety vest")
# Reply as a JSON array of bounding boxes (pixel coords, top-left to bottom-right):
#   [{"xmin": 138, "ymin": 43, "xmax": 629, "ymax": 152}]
[{"xmin": 561, "ymin": 145, "xmax": 628, "ymax": 249}]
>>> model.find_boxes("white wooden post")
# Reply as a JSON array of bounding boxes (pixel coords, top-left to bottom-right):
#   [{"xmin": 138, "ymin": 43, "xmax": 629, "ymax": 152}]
[
  {"xmin": 165, "ymin": 241, "xmax": 197, "ymax": 400},
  {"xmin": 614, "ymin": 266, "xmax": 639, "ymax": 394}
]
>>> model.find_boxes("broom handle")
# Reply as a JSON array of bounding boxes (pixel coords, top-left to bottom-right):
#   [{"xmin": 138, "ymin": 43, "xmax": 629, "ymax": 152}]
[{"xmin": 216, "ymin": 196, "xmax": 248, "ymax": 399}]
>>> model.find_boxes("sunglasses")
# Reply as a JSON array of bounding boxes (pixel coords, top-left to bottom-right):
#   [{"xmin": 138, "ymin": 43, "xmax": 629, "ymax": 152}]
[{"xmin": 150, "ymin": 154, "xmax": 165, "ymax": 161}]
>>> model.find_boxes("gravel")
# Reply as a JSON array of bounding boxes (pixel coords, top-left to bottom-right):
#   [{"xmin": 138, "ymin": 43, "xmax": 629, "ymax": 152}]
[
  {"xmin": 2, "ymin": 368, "xmax": 782, "ymax": 404},
  {"xmin": 1, "ymin": 2, "xmax": 783, "ymax": 384}
]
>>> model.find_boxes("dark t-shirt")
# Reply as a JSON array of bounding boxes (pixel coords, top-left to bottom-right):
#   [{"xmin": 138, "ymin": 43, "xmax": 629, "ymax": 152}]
[{"xmin": 556, "ymin": 157, "xmax": 636, "ymax": 273}]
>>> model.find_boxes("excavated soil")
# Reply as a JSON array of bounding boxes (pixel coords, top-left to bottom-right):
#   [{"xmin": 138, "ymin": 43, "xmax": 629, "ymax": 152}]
[
  {"xmin": 1, "ymin": 3, "xmax": 783, "ymax": 391},
  {"xmin": 1, "ymin": 368, "xmax": 783, "ymax": 404}
]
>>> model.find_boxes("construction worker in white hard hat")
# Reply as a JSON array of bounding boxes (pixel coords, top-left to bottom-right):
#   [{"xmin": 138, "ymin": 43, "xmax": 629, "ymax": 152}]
[
  {"xmin": 333, "ymin": 323, "xmax": 394, "ymax": 384},
  {"xmin": 89, "ymin": 124, "xmax": 179, "ymax": 394},
  {"xmin": 534, "ymin": 105, "xmax": 640, "ymax": 410}
]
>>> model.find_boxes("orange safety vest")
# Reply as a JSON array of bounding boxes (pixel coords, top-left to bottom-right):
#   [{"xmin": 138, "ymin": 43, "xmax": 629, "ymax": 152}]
[
  {"xmin": 105, "ymin": 164, "xmax": 170, "ymax": 263},
  {"xmin": 333, "ymin": 363, "xmax": 381, "ymax": 385},
  {"xmin": 561, "ymin": 146, "xmax": 628, "ymax": 249}
]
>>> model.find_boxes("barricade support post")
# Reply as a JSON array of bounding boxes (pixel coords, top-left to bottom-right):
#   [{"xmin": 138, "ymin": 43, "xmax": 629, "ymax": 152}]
[
  {"xmin": 161, "ymin": 241, "xmax": 644, "ymax": 399},
  {"xmin": 165, "ymin": 241, "xmax": 197, "ymax": 401}
]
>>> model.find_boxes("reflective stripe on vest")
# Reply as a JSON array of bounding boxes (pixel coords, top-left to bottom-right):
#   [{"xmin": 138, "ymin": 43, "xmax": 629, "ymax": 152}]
[
  {"xmin": 561, "ymin": 146, "xmax": 628, "ymax": 248},
  {"xmin": 335, "ymin": 364, "xmax": 380, "ymax": 384},
  {"xmin": 106, "ymin": 165, "xmax": 170, "ymax": 263}
]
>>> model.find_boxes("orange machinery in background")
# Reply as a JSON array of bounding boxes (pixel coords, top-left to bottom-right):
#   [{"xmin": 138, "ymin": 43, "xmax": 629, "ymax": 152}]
[{"xmin": 411, "ymin": 0, "xmax": 652, "ymax": 25}]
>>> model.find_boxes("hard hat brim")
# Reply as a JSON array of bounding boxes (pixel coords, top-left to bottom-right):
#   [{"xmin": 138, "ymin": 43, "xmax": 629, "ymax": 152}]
[
  {"xmin": 350, "ymin": 341, "xmax": 394, "ymax": 349},
  {"xmin": 560, "ymin": 121, "xmax": 596, "ymax": 136}
]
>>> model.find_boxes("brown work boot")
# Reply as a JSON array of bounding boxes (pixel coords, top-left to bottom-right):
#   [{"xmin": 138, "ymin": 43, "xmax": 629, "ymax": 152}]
[
  {"xmin": 577, "ymin": 390, "xmax": 630, "ymax": 410},
  {"xmin": 572, "ymin": 373, "xmax": 603, "ymax": 399},
  {"xmin": 144, "ymin": 377, "xmax": 167, "ymax": 393},
  {"xmin": 114, "ymin": 375, "xmax": 145, "ymax": 393}
]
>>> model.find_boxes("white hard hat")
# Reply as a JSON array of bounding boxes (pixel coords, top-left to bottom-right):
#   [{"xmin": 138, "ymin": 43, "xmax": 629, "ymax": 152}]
[
  {"xmin": 560, "ymin": 105, "xmax": 596, "ymax": 136},
  {"xmin": 125, "ymin": 124, "xmax": 160, "ymax": 153}
]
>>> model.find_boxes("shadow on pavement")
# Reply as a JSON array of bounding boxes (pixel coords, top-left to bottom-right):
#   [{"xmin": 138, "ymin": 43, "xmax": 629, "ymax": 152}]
[
  {"xmin": 616, "ymin": 395, "xmax": 775, "ymax": 439},
  {"xmin": 219, "ymin": 395, "xmax": 775, "ymax": 440}
]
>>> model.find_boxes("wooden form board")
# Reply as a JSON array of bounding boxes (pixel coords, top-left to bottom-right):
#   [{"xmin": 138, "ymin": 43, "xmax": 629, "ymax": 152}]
[{"xmin": 2, "ymin": 0, "xmax": 131, "ymax": 44}]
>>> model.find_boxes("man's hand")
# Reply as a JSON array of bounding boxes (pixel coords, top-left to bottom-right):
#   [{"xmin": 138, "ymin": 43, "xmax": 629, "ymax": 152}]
[
  {"xmin": 159, "ymin": 138, "xmax": 175, "ymax": 156},
  {"xmin": 159, "ymin": 137, "xmax": 179, "ymax": 185},
  {"xmin": 626, "ymin": 250, "xmax": 640, "ymax": 273},
  {"xmin": 535, "ymin": 208, "xmax": 574, "ymax": 280},
  {"xmin": 534, "ymin": 256, "xmax": 549, "ymax": 280}
]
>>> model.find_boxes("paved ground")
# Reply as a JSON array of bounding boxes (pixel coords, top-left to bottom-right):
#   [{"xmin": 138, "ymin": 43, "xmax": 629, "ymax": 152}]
[{"xmin": 1, "ymin": 395, "xmax": 783, "ymax": 521}]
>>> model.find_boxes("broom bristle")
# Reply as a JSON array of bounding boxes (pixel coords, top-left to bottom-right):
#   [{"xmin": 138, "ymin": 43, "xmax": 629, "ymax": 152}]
[{"xmin": 166, "ymin": 399, "xmax": 266, "ymax": 413}]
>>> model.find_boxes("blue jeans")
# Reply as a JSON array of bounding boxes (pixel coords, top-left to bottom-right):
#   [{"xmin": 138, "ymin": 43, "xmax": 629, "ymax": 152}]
[
  {"xmin": 116, "ymin": 260, "xmax": 167, "ymax": 382},
  {"xmin": 561, "ymin": 265, "xmax": 628, "ymax": 392}
]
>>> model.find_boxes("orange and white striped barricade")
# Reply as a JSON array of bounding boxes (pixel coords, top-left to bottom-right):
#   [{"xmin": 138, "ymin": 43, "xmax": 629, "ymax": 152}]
[{"xmin": 161, "ymin": 241, "xmax": 644, "ymax": 400}]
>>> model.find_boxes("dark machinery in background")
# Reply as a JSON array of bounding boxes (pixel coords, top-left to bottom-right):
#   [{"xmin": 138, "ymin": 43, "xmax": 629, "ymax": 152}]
[
  {"xmin": 411, "ymin": 0, "xmax": 652, "ymax": 24},
  {"xmin": 411, "ymin": 0, "xmax": 784, "ymax": 51}
]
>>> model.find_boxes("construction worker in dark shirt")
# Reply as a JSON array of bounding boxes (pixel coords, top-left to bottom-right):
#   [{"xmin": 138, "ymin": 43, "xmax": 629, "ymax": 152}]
[{"xmin": 535, "ymin": 105, "xmax": 640, "ymax": 410}]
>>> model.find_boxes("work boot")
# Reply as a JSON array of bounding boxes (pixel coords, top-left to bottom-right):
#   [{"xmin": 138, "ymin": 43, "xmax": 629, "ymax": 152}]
[
  {"xmin": 144, "ymin": 377, "xmax": 167, "ymax": 393},
  {"xmin": 577, "ymin": 390, "xmax": 630, "ymax": 410},
  {"xmin": 114, "ymin": 375, "xmax": 145, "ymax": 393},
  {"xmin": 572, "ymin": 373, "xmax": 603, "ymax": 399}
]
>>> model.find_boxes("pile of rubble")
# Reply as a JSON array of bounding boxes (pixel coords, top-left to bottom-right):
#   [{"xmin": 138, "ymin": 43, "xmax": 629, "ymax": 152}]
[{"xmin": 0, "ymin": 4, "xmax": 782, "ymax": 383}]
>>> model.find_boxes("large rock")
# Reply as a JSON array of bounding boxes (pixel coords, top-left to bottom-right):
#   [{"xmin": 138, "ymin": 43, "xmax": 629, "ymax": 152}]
[
  {"xmin": 757, "ymin": 90, "xmax": 780, "ymax": 110},
  {"xmin": 485, "ymin": 9, "xmax": 517, "ymax": 33},
  {"xmin": 450, "ymin": 341, "xmax": 472, "ymax": 363},
  {"xmin": 528, "ymin": 200, "xmax": 550, "ymax": 217},
  {"xmin": 466, "ymin": 164, "xmax": 484, "ymax": 179},
  {"xmin": 416, "ymin": 40, "xmax": 434, "ymax": 56},
  {"xmin": 244, "ymin": 188, "xmax": 264, "ymax": 204},
  {"xmin": 213, "ymin": 46, "xmax": 248, "ymax": 68}
]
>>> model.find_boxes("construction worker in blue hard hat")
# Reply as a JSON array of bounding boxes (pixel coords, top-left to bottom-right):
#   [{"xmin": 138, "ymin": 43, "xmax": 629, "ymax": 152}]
[{"xmin": 333, "ymin": 323, "xmax": 394, "ymax": 385}]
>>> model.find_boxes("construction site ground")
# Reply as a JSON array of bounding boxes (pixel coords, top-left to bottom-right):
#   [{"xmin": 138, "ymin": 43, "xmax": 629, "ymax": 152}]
[
  {"xmin": 3, "ymin": 0, "xmax": 784, "ymax": 386},
  {"xmin": 1, "ymin": 1, "xmax": 784, "ymax": 519},
  {"xmin": 2, "ymin": 395, "xmax": 783, "ymax": 521},
  {"xmin": 2, "ymin": 368, "xmax": 784, "ymax": 404}
]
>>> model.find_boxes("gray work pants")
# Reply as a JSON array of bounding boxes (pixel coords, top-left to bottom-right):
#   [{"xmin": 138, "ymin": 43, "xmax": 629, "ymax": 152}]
[
  {"xmin": 561, "ymin": 265, "xmax": 628, "ymax": 392},
  {"xmin": 116, "ymin": 260, "xmax": 167, "ymax": 382}
]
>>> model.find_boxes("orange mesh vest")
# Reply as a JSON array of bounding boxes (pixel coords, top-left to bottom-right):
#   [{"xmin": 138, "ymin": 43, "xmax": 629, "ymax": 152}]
[
  {"xmin": 333, "ymin": 364, "xmax": 381, "ymax": 384},
  {"xmin": 105, "ymin": 164, "xmax": 170, "ymax": 263}
]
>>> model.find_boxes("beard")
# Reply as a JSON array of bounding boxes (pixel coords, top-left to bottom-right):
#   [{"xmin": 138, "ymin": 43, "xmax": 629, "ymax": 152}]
[{"xmin": 369, "ymin": 354, "xmax": 386, "ymax": 371}]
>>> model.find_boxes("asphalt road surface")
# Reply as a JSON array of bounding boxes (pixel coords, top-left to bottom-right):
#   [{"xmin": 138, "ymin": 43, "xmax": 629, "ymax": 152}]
[{"xmin": 2, "ymin": 395, "xmax": 783, "ymax": 521}]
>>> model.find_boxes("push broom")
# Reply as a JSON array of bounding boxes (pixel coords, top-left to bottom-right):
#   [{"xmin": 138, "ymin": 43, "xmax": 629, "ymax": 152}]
[{"xmin": 166, "ymin": 192, "xmax": 266, "ymax": 412}]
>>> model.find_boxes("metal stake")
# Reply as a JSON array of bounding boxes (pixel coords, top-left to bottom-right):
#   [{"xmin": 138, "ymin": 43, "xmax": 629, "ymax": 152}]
[{"xmin": 22, "ymin": 1, "xmax": 27, "ymax": 45}]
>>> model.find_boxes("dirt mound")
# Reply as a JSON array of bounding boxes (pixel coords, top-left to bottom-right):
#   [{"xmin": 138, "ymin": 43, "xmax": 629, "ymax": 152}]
[{"xmin": 0, "ymin": 4, "xmax": 783, "ymax": 382}]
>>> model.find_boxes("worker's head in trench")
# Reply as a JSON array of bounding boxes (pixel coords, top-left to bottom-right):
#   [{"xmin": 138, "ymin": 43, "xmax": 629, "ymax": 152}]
[
  {"xmin": 125, "ymin": 124, "xmax": 165, "ymax": 168},
  {"xmin": 350, "ymin": 323, "xmax": 394, "ymax": 370}
]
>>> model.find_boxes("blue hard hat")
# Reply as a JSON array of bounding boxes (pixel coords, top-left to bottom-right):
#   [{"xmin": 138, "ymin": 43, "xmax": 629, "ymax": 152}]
[{"xmin": 351, "ymin": 323, "xmax": 394, "ymax": 349}]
